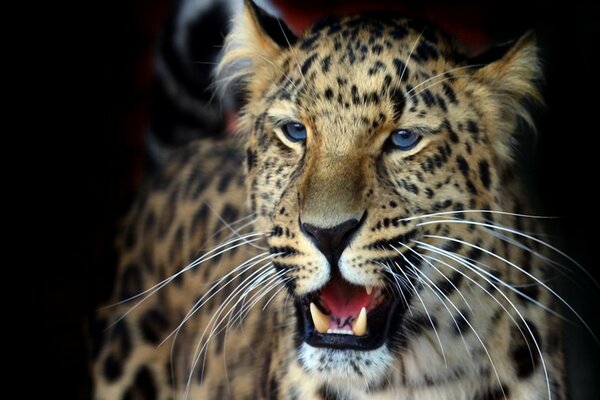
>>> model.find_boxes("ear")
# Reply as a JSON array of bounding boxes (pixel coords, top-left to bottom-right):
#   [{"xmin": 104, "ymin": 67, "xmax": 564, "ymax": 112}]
[
  {"xmin": 473, "ymin": 32, "xmax": 543, "ymax": 162},
  {"xmin": 215, "ymin": 0, "xmax": 297, "ymax": 96},
  {"xmin": 246, "ymin": 0, "xmax": 297, "ymax": 49}
]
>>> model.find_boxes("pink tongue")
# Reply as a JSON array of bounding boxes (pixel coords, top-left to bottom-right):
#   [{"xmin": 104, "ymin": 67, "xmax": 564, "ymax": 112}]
[{"xmin": 320, "ymin": 275, "xmax": 371, "ymax": 317}]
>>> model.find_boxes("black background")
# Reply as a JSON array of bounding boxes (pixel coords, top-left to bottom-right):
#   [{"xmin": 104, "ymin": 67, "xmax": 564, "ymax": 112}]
[{"xmin": 46, "ymin": 0, "xmax": 599, "ymax": 397}]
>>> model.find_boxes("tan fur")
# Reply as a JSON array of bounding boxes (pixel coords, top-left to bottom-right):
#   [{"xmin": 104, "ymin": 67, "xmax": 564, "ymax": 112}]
[{"xmin": 95, "ymin": 4, "xmax": 565, "ymax": 399}]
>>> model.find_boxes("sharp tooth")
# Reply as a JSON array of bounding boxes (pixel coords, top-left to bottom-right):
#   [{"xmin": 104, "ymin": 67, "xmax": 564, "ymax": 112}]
[
  {"xmin": 365, "ymin": 285, "xmax": 373, "ymax": 295},
  {"xmin": 310, "ymin": 303, "xmax": 330, "ymax": 334},
  {"xmin": 352, "ymin": 307, "xmax": 367, "ymax": 336}
]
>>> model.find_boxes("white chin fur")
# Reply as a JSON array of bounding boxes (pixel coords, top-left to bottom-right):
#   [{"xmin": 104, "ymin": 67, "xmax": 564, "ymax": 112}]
[{"xmin": 298, "ymin": 343, "xmax": 394, "ymax": 391}]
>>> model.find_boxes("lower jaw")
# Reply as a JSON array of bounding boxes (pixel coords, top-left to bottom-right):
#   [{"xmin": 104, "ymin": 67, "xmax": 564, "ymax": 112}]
[{"xmin": 298, "ymin": 342, "xmax": 396, "ymax": 389}]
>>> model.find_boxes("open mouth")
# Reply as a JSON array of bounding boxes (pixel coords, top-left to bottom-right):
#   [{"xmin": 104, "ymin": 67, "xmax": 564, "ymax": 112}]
[{"xmin": 297, "ymin": 273, "xmax": 402, "ymax": 351}]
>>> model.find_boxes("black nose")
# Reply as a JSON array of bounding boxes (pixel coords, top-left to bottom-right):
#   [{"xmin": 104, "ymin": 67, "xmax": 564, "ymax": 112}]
[{"xmin": 302, "ymin": 218, "xmax": 361, "ymax": 266}]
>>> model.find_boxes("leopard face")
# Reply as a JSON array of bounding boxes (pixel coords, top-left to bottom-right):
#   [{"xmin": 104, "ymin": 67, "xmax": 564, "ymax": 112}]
[
  {"xmin": 219, "ymin": 4, "xmax": 545, "ymax": 394},
  {"xmin": 213, "ymin": 3, "xmax": 556, "ymax": 396}
]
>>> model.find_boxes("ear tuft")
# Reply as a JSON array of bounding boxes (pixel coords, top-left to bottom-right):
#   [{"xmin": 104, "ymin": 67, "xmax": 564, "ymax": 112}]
[
  {"xmin": 474, "ymin": 31, "xmax": 543, "ymax": 162},
  {"xmin": 214, "ymin": 1, "xmax": 296, "ymax": 99},
  {"xmin": 246, "ymin": 0, "xmax": 297, "ymax": 49}
]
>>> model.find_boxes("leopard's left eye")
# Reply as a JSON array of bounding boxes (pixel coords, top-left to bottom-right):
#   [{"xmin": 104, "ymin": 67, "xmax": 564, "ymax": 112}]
[
  {"xmin": 389, "ymin": 129, "xmax": 422, "ymax": 150},
  {"xmin": 281, "ymin": 122, "xmax": 307, "ymax": 142}
]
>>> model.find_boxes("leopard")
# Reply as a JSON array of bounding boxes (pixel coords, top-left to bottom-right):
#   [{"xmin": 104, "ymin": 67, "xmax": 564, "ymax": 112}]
[{"xmin": 93, "ymin": 1, "xmax": 568, "ymax": 399}]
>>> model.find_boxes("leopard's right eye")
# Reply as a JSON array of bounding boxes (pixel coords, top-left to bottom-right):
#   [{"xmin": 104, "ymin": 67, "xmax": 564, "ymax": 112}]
[{"xmin": 281, "ymin": 122, "xmax": 307, "ymax": 142}]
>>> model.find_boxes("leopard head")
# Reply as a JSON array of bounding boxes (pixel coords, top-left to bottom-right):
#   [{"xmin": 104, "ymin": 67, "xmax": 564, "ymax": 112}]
[{"xmin": 218, "ymin": 1, "xmax": 541, "ymax": 390}]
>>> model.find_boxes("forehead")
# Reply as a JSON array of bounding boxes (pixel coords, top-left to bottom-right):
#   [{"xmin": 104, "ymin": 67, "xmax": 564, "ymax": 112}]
[
  {"xmin": 296, "ymin": 16, "xmax": 459, "ymax": 82},
  {"xmin": 269, "ymin": 15, "xmax": 462, "ymax": 136}
]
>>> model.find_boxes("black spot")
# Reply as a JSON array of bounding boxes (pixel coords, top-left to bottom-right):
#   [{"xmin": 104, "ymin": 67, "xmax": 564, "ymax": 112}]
[
  {"xmin": 191, "ymin": 202, "xmax": 209, "ymax": 243},
  {"xmin": 351, "ymin": 85, "xmax": 360, "ymax": 105},
  {"xmin": 453, "ymin": 310, "xmax": 470, "ymax": 335},
  {"xmin": 421, "ymin": 89, "xmax": 436, "ymax": 107},
  {"xmin": 466, "ymin": 246, "xmax": 483, "ymax": 261},
  {"xmin": 321, "ymin": 55, "xmax": 331, "ymax": 73},
  {"xmin": 217, "ymin": 171, "xmax": 233, "ymax": 192},
  {"xmin": 407, "ymin": 314, "xmax": 438, "ymax": 334},
  {"xmin": 301, "ymin": 53, "xmax": 318, "ymax": 75},
  {"xmin": 446, "ymin": 125, "xmax": 459, "ymax": 144},
  {"xmin": 221, "ymin": 203, "xmax": 239, "ymax": 225},
  {"xmin": 140, "ymin": 309, "xmax": 169, "ymax": 344},
  {"xmin": 466, "ymin": 179, "xmax": 478, "ymax": 194},
  {"xmin": 442, "ymin": 240, "xmax": 463, "ymax": 253},
  {"xmin": 371, "ymin": 44, "xmax": 383, "ymax": 54},
  {"xmin": 432, "ymin": 199, "xmax": 453, "ymax": 211},
  {"xmin": 364, "ymin": 91, "xmax": 380, "ymax": 105},
  {"xmin": 437, "ymin": 271, "xmax": 463, "ymax": 296},
  {"xmin": 246, "ymin": 148, "xmax": 257, "ymax": 171},
  {"xmin": 467, "ymin": 120, "xmax": 479, "ymax": 134},
  {"xmin": 123, "ymin": 367, "xmax": 157, "ymax": 400},
  {"xmin": 390, "ymin": 87, "xmax": 405, "ymax": 120},
  {"xmin": 268, "ymin": 376, "xmax": 280, "ymax": 400},
  {"xmin": 390, "ymin": 25, "xmax": 408, "ymax": 40},
  {"xmin": 103, "ymin": 354, "xmax": 122, "ymax": 382},
  {"xmin": 413, "ymin": 40, "xmax": 438, "ymax": 62},
  {"xmin": 392, "ymin": 58, "xmax": 409, "ymax": 81},
  {"xmin": 436, "ymin": 95, "xmax": 447, "ymax": 112},
  {"xmin": 473, "ymin": 385, "xmax": 509, "ymax": 400},
  {"xmin": 367, "ymin": 60, "xmax": 386, "ymax": 75},
  {"xmin": 442, "ymin": 83, "xmax": 458, "ymax": 104},
  {"xmin": 511, "ymin": 320, "xmax": 541, "ymax": 378},
  {"xmin": 319, "ymin": 385, "xmax": 340, "ymax": 400},
  {"xmin": 478, "ymin": 160, "xmax": 491, "ymax": 189},
  {"xmin": 456, "ymin": 155, "xmax": 470, "ymax": 177}
]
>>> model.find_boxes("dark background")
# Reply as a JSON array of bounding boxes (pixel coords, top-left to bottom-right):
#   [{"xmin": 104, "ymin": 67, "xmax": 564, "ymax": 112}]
[{"xmin": 47, "ymin": 0, "xmax": 599, "ymax": 397}]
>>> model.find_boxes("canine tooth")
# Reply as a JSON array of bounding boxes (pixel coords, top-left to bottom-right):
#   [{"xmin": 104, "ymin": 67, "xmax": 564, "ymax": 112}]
[
  {"xmin": 352, "ymin": 307, "xmax": 367, "ymax": 336},
  {"xmin": 310, "ymin": 303, "xmax": 330, "ymax": 334},
  {"xmin": 365, "ymin": 285, "xmax": 373, "ymax": 295}
]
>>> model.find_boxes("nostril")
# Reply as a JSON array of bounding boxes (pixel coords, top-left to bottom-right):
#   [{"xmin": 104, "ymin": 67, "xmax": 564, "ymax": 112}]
[{"xmin": 301, "ymin": 218, "xmax": 363, "ymax": 265}]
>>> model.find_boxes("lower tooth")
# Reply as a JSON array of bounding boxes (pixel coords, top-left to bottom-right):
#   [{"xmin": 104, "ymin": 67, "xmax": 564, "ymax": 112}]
[{"xmin": 352, "ymin": 307, "xmax": 367, "ymax": 336}]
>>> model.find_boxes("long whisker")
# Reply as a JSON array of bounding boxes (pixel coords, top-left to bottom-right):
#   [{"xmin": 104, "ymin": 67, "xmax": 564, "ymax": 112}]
[
  {"xmin": 376, "ymin": 259, "xmax": 414, "ymax": 316},
  {"xmin": 397, "ymin": 209, "xmax": 558, "ymax": 223},
  {"xmin": 406, "ymin": 64, "xmax": 483, "ymax": 98},
  {"xmin": 193, "ymin": 270, "xmax": 289, "ymax": 392},
  {"xmin": 400, "ymin": 30, "xmax": 424, "ymax": 82},
  {"xmin": 396, "ymin": 243, "xmax": 472, "ymax": 311},
  {"xmin": 390, "ymin": 244, "xmax": 447, "ymax": 366},
  {"xmin": 406, "ymin": 264, "xmax": 513, "ymax": 395},
  {"xmin": 184, "ymin": 264, "xmax": 283, "ymax": 398},
  {"xmin": 161, "ymin": 252, "xmax": 281, "ymax": 346},
  {"xmin": 277, "ymin": 19, "xmax": 305, "ymax": 85},
  {"xmin": 106, "ymin": 232, "xmax": 268, "ymax": 308},
  {"xmin": 416, "ymin": 243, "xmax": 551, "ymax": 400},
  {"xmin": 423, "ymin": 233, "xmax": 598, "ymax": 344},
  {"xmin": 104, "ymin": 234, "xmax": 269, "ymax": 330},
  {"xmin": 416, "ymin": 237, "xmax": 564, "ymax": 320},
  {"xmin": 416, "ymin": 218, "xmax": 599, "ymax": 290}
]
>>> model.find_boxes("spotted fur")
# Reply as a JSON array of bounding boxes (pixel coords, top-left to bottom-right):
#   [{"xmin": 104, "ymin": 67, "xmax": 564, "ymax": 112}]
[{"xmin": 94, "ymin": 2, "xmax": 566, "ymax": 399}]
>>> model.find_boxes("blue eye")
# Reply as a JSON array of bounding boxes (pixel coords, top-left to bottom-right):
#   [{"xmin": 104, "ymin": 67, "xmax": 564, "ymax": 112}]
[
  {"xmin": 281, "ymin": 122, "xmax": 307, "ymax": 142},
  {"xmin": 390, "ymin": 129, "xmax": 422, "ymax": 150}
]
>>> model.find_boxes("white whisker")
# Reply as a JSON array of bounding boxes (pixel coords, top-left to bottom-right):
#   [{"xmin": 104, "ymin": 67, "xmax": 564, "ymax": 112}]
[{"xmin": 390, "ymin": 244, "xmax": 447, "ymax": 366}]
